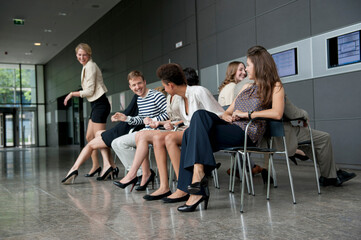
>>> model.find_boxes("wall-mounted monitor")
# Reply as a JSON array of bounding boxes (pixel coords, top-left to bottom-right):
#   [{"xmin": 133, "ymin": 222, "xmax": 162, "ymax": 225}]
[
  {"xmin": 272, "ymin": 48, "xmax": 298, "ymax": 78},
  {"xmin": 328, "ymin": 30, "xmax": 361, "ymax": 68}
]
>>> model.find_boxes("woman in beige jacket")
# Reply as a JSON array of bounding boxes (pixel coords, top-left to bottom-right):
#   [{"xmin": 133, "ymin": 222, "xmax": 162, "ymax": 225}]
[{"xmin": 63, "ymin": 43, "xmax": 111, "ymax": 179}]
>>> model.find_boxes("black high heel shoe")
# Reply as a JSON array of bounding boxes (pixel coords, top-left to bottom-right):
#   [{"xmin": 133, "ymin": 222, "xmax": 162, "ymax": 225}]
[
  {"xmin": 187, "ymin": 175, "xmax": 208, "ymax": 195},
  {"xmin": 135, "ymin": 169, "xmax": 155, "ymax": 191},
  {"xmin": 261, "ymin": 169, "xmax": 274, "ymax": 185},
  {"xmin": 84, "ymin": 167, "xmax": 101, "ymax": 177},
  {"xmin": 295, "ymin": 153, "xmax": 309, "ymax": 161},
  {"xmin": 113, "ymin": 167, "xmax": 119, "ymax": 179},
  {"xmin": 62, "ymin": 170, "xmax": 78, "ymax": 184},
  {"xmin": 289, "ymin": 156, "xmax": 298, "ymax": 165},
  {"xmin": 113, "ymin": 177, "xmax": 138, "ymax": 192},
  {"xmin": 177, "ymin": 195, "xmax": 209, "ymax": 212},
  {"xmin": 96, "ymin": 167, "xmax": 114, "ymax": 181}
]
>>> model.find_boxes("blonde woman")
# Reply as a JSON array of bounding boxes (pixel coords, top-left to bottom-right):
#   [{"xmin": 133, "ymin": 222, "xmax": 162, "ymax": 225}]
[{"xmin": 63, "ymin": 43, "xmax": 110, "ymax": 182}]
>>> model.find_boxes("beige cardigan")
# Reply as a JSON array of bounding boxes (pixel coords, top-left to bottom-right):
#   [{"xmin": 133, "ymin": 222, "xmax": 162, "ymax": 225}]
[{"xmin": 79, "ymin": 59, "xmax": 107, "ymax": 102}]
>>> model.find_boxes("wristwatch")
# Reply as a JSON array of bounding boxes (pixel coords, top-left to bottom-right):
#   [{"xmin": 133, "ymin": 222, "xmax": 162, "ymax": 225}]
[{"xmin": 248, "ymin": 110, "xmax": 254, "ymax": 119}]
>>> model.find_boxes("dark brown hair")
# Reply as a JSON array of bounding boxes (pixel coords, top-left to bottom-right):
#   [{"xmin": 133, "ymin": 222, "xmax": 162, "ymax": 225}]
[
  {"xmin": 247, "ymin": 45, "xmax": 282, "ymax": 107},
  {"xmin": 156, "ymin": 63, "xmax": 187, "ymax": 86}
]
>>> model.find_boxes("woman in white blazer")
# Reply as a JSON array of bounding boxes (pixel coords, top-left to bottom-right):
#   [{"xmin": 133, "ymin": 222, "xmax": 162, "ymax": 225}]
[{"xmin": 63, "ymin": 43, "xmax": 111, "ymax": 179}]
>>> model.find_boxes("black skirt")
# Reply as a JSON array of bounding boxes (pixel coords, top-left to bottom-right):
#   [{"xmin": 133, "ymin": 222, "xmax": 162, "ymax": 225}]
[{"xmin": 89, "ymin": 94, "xmax": 111, "ymax": 123}]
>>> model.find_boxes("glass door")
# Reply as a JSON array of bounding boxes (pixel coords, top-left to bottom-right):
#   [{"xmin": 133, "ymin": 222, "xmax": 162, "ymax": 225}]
[{"xmin": 19, "ymin": 110, "xmax": 37, "ymax": 146}]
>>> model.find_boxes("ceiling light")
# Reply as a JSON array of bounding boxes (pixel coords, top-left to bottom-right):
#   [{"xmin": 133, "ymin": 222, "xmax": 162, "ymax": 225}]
[
  {"xmin": 25, "ymin": 52, "xmax": 32, "ymax": 55},
  {"xmin": 58, "ymin": 12, "xmax": 67, "ymax": 16},
  {"xmin": 34, "ymin": 43, "xmax": 41, "ymax": 46},
  {"xmin": 44, "ymin": 29, "xmax": 52, "ymax": 33}
]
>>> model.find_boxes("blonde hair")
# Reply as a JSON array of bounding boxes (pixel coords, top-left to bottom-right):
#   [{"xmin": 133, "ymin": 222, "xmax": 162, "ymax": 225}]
[
  {"xmin": 75, "ymin": 43, "xmax": 92, "ymax": 56},
  {"xmin": 218, "ymin": 61, "xmax": 243, "ymax": 91}
]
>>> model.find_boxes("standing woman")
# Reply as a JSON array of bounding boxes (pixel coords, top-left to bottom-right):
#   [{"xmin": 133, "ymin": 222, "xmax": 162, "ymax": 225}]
[
  {"xmin": 64, "ymin": 43, "xmax": 111, "ymax": 178},
  {"xmin": 176, "ymin": 46, "xmax": 285, "ymax": 212},
  {"xmin": 218, "ymin": 61, "xmax": 247, "ymax": 107}
]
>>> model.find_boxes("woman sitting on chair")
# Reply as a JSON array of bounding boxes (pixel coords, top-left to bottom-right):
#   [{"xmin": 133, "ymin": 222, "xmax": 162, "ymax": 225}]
[
  {"xmin": 113, "ymin": 64, "xmax": 224, "ymax": 199},
  {"xmin": 176, "ymin": 45, "xmax": 285, "ymax": 212}
]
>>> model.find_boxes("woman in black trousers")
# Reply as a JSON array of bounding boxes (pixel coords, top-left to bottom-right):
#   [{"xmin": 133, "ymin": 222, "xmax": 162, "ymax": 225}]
[{"xmin": 176, "ymin": 45, "xmax": 285, "ymax": 212}]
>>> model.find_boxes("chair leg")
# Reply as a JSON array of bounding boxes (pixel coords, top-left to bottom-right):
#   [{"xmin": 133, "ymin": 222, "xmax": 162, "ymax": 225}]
[
  {"xmin": 168, "ymin": 160, "xmax": 173, "ymax": 187},
  {"xmin": 267, "ymin": 154, "xmax": 273, "ymax": 200},
  {"xmin": 270, "ymin": 155, "xmax": 277, "ymax": 188},
  {"xmin": 309, "ymin": 127, "xmax": 321, "ymax": 194},
  {"xmin": 212, "ymin": 168, "xmax": 219, "ymax": 188},
  {"xmin": 246, "ymin": 152, "xmax": 255, "ymax": 196},
  {"xmin": 284, "ymin": 138, "xmax": 296, "ymax": 204},
  {"xmin": 229, "ymin": 154, "xmax": 234, "ymax": 192},
  {"xmin": 240, "ymin": 152, "xmax": 247, "ymax": 213},
  {"xmin": 236, "ymin": 152, "xmax": 250, "ymax": 194}
]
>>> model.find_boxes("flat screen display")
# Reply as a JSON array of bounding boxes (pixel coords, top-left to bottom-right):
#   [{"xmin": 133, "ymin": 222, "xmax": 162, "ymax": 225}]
[
  {"xmin": 272, "ymin": 48, "xmax": 298, "ymax": 78},
  {"xmin": 328, "ymin": 30, "xmax": 361, "ymax": 68}
]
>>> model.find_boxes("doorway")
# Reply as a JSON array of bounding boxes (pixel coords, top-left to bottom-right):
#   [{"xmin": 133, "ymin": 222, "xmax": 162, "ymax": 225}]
[{"xmin": 0, "ymin": 110, "xmax": 16, "ymax": 147}]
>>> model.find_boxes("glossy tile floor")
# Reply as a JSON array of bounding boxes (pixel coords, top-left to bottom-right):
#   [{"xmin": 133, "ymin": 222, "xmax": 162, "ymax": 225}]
[{"xmin": 0, "ymin": 146, "xmax": 360, "ymax": 239}]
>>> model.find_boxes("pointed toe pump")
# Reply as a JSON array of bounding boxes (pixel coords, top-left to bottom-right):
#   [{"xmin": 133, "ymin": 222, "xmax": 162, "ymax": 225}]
[
  {"xmin": 177, "ymin": 195, "xmax": 209, "ymax": 212},
  {"xmin": 96, "ymin": 167, "xmax": 114, "ymax": 181},
  {"xmin": 62, "ymin": 170, "xmax": 78, "ymax": 184},
  {"xmin": 135, "ymin": 169, "xmax": 155, "ymax": 191},
  {"xmin": 84, "ymin": 167, "xmax": 102, "ymax": 177},
  {"xmin": 113, "ymin": 177, "xmax": 138, "ymax": 192}
]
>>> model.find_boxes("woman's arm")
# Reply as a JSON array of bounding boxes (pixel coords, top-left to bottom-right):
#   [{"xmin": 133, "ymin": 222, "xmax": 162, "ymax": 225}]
[
  {"xmin": 233, "ymin": 82, "xmax": 284, "ymax": 120},
  {"xmin": 221, "ymin": 83, "xmax": 252, "ymax": 122},
  {"xmin": 64, "ymin": 91, "xmax": 81, "ymax": 106}
]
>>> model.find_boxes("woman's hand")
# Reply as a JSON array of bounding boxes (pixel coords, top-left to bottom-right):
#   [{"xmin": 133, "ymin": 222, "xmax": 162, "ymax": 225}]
[
  {"xmin": 221, "ymin": 114, "xmax": 233, "ymax": 123},
  {"xmin": 64, "ymin": 92, "xmax": 73, "ymax": 106},
  {"xmin": 111, "ymin": 112, "xmax": 127, "ymax": 122},
  {"xmin": 164, "ymin": 122, "xmax": 174, "ymax": 130},
  {"xmin": 149, "ymin": 121, "xmax": 160, "ymax": 129},
  {"xmin": 232, "ymin": 110, "xmax": 247, "ymax": 121}
]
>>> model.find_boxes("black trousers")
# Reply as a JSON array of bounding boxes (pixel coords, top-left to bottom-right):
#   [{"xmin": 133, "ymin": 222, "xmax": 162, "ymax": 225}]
[{"xmin": 177, "ymin": 110, "xmax": 250, "ymax": 193}]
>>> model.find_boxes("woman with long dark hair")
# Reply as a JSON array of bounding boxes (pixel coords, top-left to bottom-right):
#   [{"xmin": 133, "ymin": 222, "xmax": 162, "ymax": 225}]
[{"xmin": 176, "ymin": 46, "xmax": 285, "ymax": 212}]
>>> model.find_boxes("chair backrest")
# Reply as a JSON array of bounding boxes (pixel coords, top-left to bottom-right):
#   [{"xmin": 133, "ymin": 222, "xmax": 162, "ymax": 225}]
[{"xmin": 268, "ymin": 120, "xmax": 285, "ymax": 137}]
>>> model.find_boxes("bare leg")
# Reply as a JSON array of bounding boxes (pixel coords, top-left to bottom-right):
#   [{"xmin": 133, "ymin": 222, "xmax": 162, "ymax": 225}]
[
  {"xmin": 118, "ymin": 130, "xmax": 164, "ymax": 185},
  {"xmin": 86, "ymin": 120, "xmax": 106, "ymax": 174},
  {"xmin": 149, "ymin": 131, "xmax": 173, "ymax": 196},
  {"xmin": 94, "ymin": 130, "xmax": 116, "ymax": 175},
  {"xmin": 165, "ymin": 131, "xmax": 188, "ymax": 199},
  {"xmin": 66, "ymin": 135, "xmax": 108, "ymax": 177}
]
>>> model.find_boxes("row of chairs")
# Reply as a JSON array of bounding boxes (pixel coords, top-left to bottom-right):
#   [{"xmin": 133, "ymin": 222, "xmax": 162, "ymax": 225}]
[
  {"xmin": 113, "ymin": 117, "xmax": 320, "ymax": 214},
  {"xmin": 224, "ymin": 117, "xmax": 320, "ymax": 213}
]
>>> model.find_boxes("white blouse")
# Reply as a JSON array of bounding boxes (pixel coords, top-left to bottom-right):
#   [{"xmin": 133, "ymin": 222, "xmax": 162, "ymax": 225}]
[{"xmin": 170, "ymin": 85, "xmax": 224, "ymax": 127}]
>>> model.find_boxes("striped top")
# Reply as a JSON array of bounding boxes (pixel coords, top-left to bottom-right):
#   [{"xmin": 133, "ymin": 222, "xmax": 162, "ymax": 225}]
[
  {"xmin": 232, "ymin": 84, "xmax": 267, "ymax": 143},
  {"xmin": 127, "ymin": 89, "xmax": 168, "ymax": 125}
]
